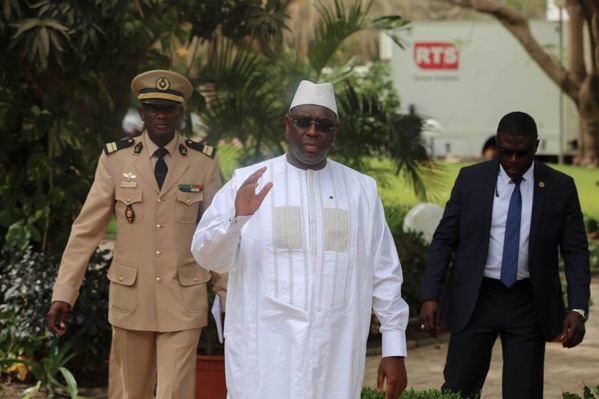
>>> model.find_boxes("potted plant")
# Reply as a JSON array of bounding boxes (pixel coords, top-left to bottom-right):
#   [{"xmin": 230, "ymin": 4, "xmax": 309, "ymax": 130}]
[{"xmin": 195, "ymin": 280, "xmax": 227, "ymax": 399}]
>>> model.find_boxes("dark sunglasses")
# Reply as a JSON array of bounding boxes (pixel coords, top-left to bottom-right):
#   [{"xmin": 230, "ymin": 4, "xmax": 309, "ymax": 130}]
[
  {"xmin": 291, "ymin": 116, "xmax": 336, "ymax": 133},
  {"xmin": 142, "ymin": 103, "xmax": 180, "ymax": 114},
  {"xmin": 497, "ymin": 146, "xmax": 535, "ymax": 159}
]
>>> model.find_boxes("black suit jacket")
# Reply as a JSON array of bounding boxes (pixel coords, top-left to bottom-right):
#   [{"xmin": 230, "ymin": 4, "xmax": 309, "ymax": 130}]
[{"xmin": 421, "ymin": 160, "xmax": 590, "ymax": 341}]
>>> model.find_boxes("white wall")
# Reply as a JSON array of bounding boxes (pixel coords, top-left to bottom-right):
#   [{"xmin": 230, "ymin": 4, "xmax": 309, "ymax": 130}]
[{"xmin": 390, "ymin": 21, "xmax": 578, "ymax": 158}]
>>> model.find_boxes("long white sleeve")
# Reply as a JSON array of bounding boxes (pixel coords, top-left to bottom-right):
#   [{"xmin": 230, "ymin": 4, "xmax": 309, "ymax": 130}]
[
  {"xmin": 191, "ymin": 177, "xmax": 252, "ymax": 273},
  {"xmin": 371, "ymin": 196, "xmax": 409, "ymax": 358}
]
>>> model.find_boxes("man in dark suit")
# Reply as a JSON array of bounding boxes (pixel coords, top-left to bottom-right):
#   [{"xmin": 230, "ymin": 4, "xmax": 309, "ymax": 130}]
[{"xmin": 419, "ymin": 111, "xmax": 590, "ymax": 399}]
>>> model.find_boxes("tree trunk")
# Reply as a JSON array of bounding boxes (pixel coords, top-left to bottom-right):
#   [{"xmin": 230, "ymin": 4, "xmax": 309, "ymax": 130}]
[
  {"xmin": 432, "ymin": 0, "xmax": 599, "ymax": 166},
  {"xmin": 578, "ymin": 74, "xmax": 599, "ymax": 166}
]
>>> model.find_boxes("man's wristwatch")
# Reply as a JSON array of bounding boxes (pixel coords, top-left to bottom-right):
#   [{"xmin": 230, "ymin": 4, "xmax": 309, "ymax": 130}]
[{"xmin": 571, "ymin": 309, "xmax": 588, "ymax": 322}]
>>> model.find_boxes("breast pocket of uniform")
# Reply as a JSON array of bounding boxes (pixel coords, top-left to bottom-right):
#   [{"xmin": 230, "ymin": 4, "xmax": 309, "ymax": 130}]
[
  {"xmin": 175, "ymin": 190, "xmax": 203, "ymax": 224},
  {"xmin": 115, "ymin": 188, "xmax": 144, "ymax": 224}
]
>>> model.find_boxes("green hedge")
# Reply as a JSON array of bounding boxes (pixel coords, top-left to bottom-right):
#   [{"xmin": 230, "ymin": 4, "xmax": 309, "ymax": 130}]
[{"xmin": 361, "ymin": 387, "xmax": 463, "ymax": 398}]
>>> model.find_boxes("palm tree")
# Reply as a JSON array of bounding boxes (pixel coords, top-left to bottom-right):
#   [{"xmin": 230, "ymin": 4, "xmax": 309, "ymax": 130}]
[{"xmin": 194, "ymin": 0, "xmax": 443, "ymax": 201}]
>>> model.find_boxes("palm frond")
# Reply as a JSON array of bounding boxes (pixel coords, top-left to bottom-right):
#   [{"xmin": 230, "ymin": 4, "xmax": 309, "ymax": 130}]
[
  {"xmin": 335, "ymin": 81, "xmax": 444, "ymax": 201},
  {"xmin": 308, "ymin": 0, "xmax": 372, "ymax": 76}
]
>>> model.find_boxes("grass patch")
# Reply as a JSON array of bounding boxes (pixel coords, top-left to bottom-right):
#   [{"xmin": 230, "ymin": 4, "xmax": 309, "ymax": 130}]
[{"xmin": 374, "ymin": 160, "xmax": 599, "ymax": 221}]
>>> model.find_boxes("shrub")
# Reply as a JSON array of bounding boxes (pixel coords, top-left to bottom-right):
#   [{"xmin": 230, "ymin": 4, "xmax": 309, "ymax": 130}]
[
  {"xmin": 0, "ymin": 246, "xmax": 112, "ymax": 382},
  {"xmin": 562, "ymin": 383, "xmax": 599, "ymax": 398},
  {"xmin": 1, "ymin": 336, "xmax": 79, "ymax": 397},
  {"xmin": 361, "ymin": 387, "xmax": 463, "ymax": 398},
  {"xmin": 385, "ymin": 205, "xmax": 430, "ymax": 318}
]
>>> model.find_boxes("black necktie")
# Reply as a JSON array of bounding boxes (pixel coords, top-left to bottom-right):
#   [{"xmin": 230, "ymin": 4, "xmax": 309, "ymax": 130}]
[
  {"xmin": 500, "ymin": 178, "xmax": 522, "ymax": 287},
  {"xmin": 154, "ymin": 148, "xmax": 168, "ymax": 190}
]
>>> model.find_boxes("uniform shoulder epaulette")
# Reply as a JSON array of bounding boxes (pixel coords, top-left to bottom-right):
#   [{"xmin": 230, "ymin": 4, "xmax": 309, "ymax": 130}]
[
  {"xmin": 185, "ymin": 139, "xmax": 216, "ymax": 158},
  {"xmin": 103, "ymin": 138, "xmax": 136, "ymax": 155}
]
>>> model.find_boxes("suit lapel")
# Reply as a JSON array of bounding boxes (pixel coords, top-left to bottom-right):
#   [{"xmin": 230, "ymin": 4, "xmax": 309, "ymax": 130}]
[
  {"xmin": 481, "ymin": 160, "xmax": 499, "ymax": 242},
  {"xmin": 529, "ymin": 161, "xmax": 547, "ymax": 254}
]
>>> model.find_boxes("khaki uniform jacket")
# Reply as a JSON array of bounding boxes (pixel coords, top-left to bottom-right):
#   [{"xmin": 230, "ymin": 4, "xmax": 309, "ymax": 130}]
[{"xmin": 52, "ymin": 132, "xmax": 227, "ymax": 332}]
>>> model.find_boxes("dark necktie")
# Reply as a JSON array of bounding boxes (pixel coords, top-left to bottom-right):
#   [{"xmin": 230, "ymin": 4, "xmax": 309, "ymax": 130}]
[
  {"xmin": 154, "ymin": 148, "xmax": 168, "ymax": 190},
  {"xmin": 500, "ymin": 178, "xmax": 523, "ymax": 288}
]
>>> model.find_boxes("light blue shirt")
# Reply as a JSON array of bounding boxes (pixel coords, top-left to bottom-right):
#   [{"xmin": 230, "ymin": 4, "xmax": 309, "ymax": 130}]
[{"xmin": 484, "ymin": 163, "xmax": 534, "ymax": 280}]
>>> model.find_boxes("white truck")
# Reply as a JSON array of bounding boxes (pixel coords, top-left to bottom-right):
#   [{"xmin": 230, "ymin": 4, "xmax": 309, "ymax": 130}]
[{"xmin": 388, "ymin": 20, "xmax": 579, "ymax": 161}]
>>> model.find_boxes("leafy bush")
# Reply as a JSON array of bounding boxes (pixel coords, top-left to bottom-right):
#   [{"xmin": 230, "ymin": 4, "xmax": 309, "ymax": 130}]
[
  {"xmin": 585, "ymin": 215, "xmax": 599, "ymax": 234},
  {"xmin": 361, "ymin": 387, "xmax": 463, "ymax": 398},
  {"xmin": 1, "ymin": 336, "xmax": 79, "ymax": 398},
  {"xmin": 385, "ymin": 205, "xmax": 430, "ymax": 318},
  {"xmin": 0, "ymin": 246, "xmax": 112, "ymax": 381},
  {"xmin": 562, "ymin": 383, "xmax": 599, "ymax": 398},
  {"xmin": 585, "ymin": 215, "xmax": 599, "ymax": 275}
]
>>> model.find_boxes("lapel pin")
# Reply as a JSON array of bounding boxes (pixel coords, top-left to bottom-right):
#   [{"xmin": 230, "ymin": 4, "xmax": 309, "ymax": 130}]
[
  {"xmin": 133, "ymin": 142, "xmax": 143, "ymax": 155},
  {"xmin": 179, "ymin": 144, "xmax": 188, "ymax": 157},
  {"xmin": 539, "ymin": 182, "xmax": 545, "ymax": 188}
]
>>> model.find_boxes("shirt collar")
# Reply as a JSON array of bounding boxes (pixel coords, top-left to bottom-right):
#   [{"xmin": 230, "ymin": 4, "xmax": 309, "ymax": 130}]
[
  {"xmin": 143, "ymin": 131, "xmax": 179, "ymax": 158},
  {"xmin": 498, "ymin": 162, "xmax": 534, "ymax": 185}
]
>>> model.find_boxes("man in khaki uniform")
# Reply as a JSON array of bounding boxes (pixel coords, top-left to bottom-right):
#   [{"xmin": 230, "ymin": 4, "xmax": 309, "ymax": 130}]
[{"xmin": 47, "ymin": 70, "xmax": 226, "ymax": 398}]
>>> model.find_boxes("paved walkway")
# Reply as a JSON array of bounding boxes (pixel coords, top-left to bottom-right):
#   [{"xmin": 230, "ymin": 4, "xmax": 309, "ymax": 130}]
[{"xmin": 363, "ymin": 278, "xmax": 599, "ymax": 398}]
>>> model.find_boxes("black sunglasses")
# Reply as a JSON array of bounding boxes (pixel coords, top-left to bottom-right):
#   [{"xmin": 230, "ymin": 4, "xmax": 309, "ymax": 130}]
[
  {"xmin": 497, "ymin": 146, "xmax": 535, "ymax": 159},
  {"xmin": 291, "ymin": 116, "xmax": 336, "ymax": 133}
]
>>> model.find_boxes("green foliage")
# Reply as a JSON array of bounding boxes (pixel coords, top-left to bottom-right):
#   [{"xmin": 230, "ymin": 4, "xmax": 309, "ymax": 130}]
[
  {"xmin": 196, "ymin": 0, "xmax": 443, "ymax": 201},
  {"xmin": 586, "ymin": 215, "xmax": 599, "ymax": 275},
  {"xmin": 0, "ymin": 1, "xmax": 289, "ymax": 253},
  {"xmin": 384, "ymin": 205, "xmax": 430, "ymax": 317},
  {"xmin": 585, "ymin": 215, "xmax": 599, "ymax": 235},
  {"xmin": 309, "ymin": 0, "xmax": 406, "ymax": 74},
  {"xmin": 361, "ymin": 387, "xmax": 463, "ymax": 398},
  {"xmin": 0, "ymin": 247, "xmax": 112, "ymax": 379},
  {"xmin": 562, "ymin": 383, "xmax": 599, "ymax": 399},
  {"xmin": 1, "ymin": 337, "xmax": 80, "ymax": 398},
  {"xmin": 188, "ymin": 0, "xmax": 288, "ymax": 44}
]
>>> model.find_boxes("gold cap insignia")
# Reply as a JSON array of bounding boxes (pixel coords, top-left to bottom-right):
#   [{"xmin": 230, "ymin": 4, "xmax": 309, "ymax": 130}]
[{"xmin": 156, "ymin": 77, "xmax": 171, "ymax": 92}]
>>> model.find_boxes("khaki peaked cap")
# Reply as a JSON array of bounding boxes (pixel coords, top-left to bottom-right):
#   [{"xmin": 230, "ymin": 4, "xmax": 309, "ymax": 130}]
[{"xmin": 131, "ymin": 69, "xmax": 193, "ymax": 104}]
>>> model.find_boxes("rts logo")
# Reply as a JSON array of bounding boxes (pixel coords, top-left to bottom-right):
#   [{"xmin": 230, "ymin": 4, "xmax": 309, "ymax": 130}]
[{"xmin": 414, "ymin": 42, "xmax": 459, "ymax": 70}]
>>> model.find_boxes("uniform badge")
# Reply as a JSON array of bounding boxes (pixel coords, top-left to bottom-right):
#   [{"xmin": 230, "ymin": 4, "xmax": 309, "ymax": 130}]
[
  {"xmin": 156, "ymin": 77, "xmax": 171, "ymax": 91},
  {"xmin": 125, "ymin": 204, "xmax": 135, "ymax": 223},
  {"xmin": 185, "ymin": 139, "xmax": 216, "ymax": 158},
  {"xmin": 133, "ymin": 142, "xmax": 143, "ymax": 155},
  {"xmin": 179, "ymin": 184, "xmax": 204, "ymax": 192},
  {"xmin": 103, "ymin": 138, "xmax": 135, "ymax": 155},
  {"xmin": 120, "ymin": 172, "xmax": 137, "ymax": 188},
  {"xmin": 179, "ymin": 144, "xmax": 188, "ymax": 157}
]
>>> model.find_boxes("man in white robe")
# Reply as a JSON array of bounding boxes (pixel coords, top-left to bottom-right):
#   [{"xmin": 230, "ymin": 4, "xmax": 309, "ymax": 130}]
[{"xmin": 191, "ymin": 80, "xmax": 409, "ymax": 399}]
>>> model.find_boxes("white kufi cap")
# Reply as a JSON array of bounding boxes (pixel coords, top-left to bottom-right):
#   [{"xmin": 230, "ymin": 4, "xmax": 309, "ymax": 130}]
[{"xmin": 289, "ymin": 80, "xmax": 337, "ymax": 116}]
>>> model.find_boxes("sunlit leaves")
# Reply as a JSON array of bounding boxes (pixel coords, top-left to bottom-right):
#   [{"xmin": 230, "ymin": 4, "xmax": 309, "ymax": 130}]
[{"xmin": 308, "ymin": 0, "xmax": 408, "ymax": 77}]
